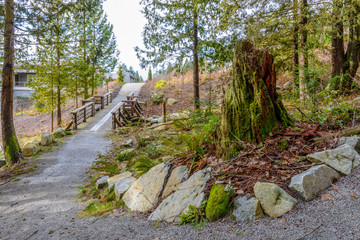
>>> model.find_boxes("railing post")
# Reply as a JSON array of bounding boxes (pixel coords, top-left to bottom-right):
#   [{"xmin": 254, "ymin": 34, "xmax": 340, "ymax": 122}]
[
  {"xmin": 92, "ymin": 103, "xmax": 95, "ymax": 116},
  {"xmin": 73, "ymin": 113, "xmax": 77, "ymax": 130},
  {"xmin": 101, "ymin": 96, "xmax": 104, "ymax": 109},
  {"xmin": 84, "ymin": 107, "xmax": 87, "ymax": 122}
]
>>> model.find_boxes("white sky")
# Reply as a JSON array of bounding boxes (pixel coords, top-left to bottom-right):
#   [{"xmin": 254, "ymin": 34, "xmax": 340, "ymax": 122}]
[{"xmin": 103, "ymin": 0, "xmax": 147, "ymax": 79}]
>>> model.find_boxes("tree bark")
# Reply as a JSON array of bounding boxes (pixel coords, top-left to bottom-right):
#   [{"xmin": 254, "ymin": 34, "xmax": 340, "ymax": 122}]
[
  {"xmin": 292, "ymin": 0, "xmax": 299, "ymax": 87},
  {"xmin": 341, "ymin": 0, "xmax": 360, "ymax": 92},
  {"xmin": 331, "ymin": 0, "xmax": 344, "ymax": 91},
  {"xmin": 218, "ymin": 41, "xmax": 293, "ymax": 153},
  {"xmin": 299, "ymin": 0, "xmax": 308, "ymax": 101},
  {"xmin": 56, "ymin": 13, "xmax": 62, "ymax": 127},
  {"xmin": 1, "ymin": 0, "xmax": 24, "ymax": 164},
  {"xmin": 192, "ymin": 1, "xmax": 200, "ymax": 109}
]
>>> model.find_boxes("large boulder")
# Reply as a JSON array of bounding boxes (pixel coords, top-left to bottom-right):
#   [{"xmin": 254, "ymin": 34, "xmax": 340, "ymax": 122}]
[
  {"xmin": 307, "ymin": 144, "xmax": 360, "ymax": 175},
  {"xmin": 96, "ymin": 176, "xmax": 109, "ymax": 189},
  {"xmin": 23, "ymin": 141, "xmax": 40, "ymax": 157},
  {"xmin": 108, "ymin": 171, "xmax": 132, "ymax": 188},
  {"xmin": 254, "ymin": 182, "xmax": 297, "ymax": 218},
  {"xmin": 122, "ymin": 163, "xmax": 171, "ymax": 212},
  {"xmin": 115, "ymin": 176, "xmax": 136, "ymax": 200},
  {"xmin": 41, "ymin": 132, "xmax": 54, "ymax": 146},
  {"xmin": 167, "ymin": 98, "xmax": 178, "ymax": 106},
  {"xmin": 289, "ymin": 165, "xmax": 340, "ymax": 201},
  {"xmin": 337, "ymin": 137, "xmax": 360, "ymax": 153},
  {"xmin": 205, "ymin": 184, "xmax": 233, "ymax": 222},
  {"xmin": 162, "ymin": 165, "xmax": 189, "ymax": 198},
  {"xmin": 149, "ymin": 168, "xmax": 211, "ymax": 223},
  {"xmin": 232, "ymin": 196, "xmax": 264, "ymax": 222},
  {"xmin": 53, "ymin": 128, "xmax": 66, "ymax": 138}
]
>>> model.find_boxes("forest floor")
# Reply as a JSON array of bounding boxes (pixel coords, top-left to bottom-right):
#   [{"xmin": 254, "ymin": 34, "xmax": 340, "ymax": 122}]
[{"xmin": 0, "ymin": 82, "xmax": 358, "ymax": 239}]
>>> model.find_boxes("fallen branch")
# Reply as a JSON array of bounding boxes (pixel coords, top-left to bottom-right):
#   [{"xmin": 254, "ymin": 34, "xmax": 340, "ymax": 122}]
[
  {"xmin": 295, "ymin": 223, "xmax": 322, "ymax": 240},
  {"xmin": 289, "ymin": 105, "xmax": 317, "ymax": 124}
]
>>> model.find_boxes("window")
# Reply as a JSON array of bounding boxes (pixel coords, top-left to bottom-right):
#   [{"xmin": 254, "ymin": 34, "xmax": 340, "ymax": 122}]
[{"xmin": 15, "ymin": 73, "xmax": 32, "ymax": 87}]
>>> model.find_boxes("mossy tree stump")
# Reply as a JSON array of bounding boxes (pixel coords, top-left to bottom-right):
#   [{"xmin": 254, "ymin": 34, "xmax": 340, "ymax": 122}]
[{"xmin": 218, "ymin": 41, "xmax": 293, "ymax": 153}]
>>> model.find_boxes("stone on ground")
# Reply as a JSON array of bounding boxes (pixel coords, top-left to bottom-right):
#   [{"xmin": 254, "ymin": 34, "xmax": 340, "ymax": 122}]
[
  {"xmin": 122, "ymin": 163, "xmax": 171, "ymax": 212},
  {"xmin": 115, "ymin": 176, "xmax": 136, "ymax": 200},
  {"xmin": 233, "ymin": 196, "xmax": 264, "ymax": 222},
  {"xmin": 23, "ymin": 141, "xmax": 40, "ymax": 157},
  {"xmin": 148, "ymin": 168, "xmax": 211, "ymax": 223},
  {"xmin": 162, "ymin": 165, "xmax": 189, "ymax": 198},
  {"xmin": 289, "ymin": 165, "xmax": 340, "ymax": 201},
  {"xmin": 53, "ymin": 128, "xmax": 66, "ymax": 138},
  {"xmin": 254, "ymin": 182, "xmax": 297, "ymax": 218},
  {"xmin": 41, "ymin": 132, "xmax": 54, "ymax": 146},
  {"xmin": 0, "ymin": 159, "xmax": 6, "ymax": 167},
  {"xmin": 96, "ymin": 176, "xmax": 109, "ymax": 189},
  {"xmin": 108, "ymin": 171, "xmax": 132, "ymax": 188},
  {"xmin": 121, "ymin": 140, "xmax": 134, "ymax": 148},
  {"xmin": 205, "ymin": 184, "xmax": 232, "ymax": 222},
  {"xmin": 167, "ymin": 98, "xmax": 178, "ymax": 106},
  {"xmin": 337, "ymin": 137, "xmax": 360, "ymax": 153},
  {"xmin": 307, "ymin": 144, "xmax": 360, "ymax": 175}
]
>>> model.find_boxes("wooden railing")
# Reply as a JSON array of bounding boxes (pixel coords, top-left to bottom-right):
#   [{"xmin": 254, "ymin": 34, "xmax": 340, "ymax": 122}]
[
  {"xmin": 71, "ymin": 102, "xmax": 95, "ymax": 130},
  {"xmin": 111, "ymin": 93, "xmax": 144, "ymax": 129},
  {"xmin": 68, "ymin": 91, "xmax": 113, "ymax": 130}
]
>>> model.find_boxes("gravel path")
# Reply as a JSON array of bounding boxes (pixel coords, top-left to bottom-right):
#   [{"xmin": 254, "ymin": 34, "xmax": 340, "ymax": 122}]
[{"xmin": 1, "ymin": 83, "xmax": 360, "ymax": 240}]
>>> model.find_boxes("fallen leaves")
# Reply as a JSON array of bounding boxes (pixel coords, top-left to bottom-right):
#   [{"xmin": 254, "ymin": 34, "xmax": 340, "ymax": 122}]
[
  {"xmin": 351, "ymin": 192, "xmax": 359, "ymax": 199},
  {"xmin": 320, "ymin": 194, "xmax": 332, "ymax": 200}
]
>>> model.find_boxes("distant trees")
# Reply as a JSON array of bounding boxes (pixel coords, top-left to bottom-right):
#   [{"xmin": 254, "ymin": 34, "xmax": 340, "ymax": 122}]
[
  {"xmin": 147, "ymin": 67, "xmax": 152, "ymax": 81},
  {"xmin": 136, "ymin": 0, "xmax": 223, "ymax": 109},
  {"xmin": 117, "ymin": 65, "xmax": 125, "ymax": 83}
]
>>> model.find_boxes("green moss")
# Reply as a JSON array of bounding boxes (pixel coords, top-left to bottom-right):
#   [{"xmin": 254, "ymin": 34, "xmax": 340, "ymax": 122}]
[
  {"xmin": 276, "ymin": 137, "xmax": 288, "ymax": 151},
  {"xmin": 5, "ymin": 134, "xmax": 23, "ymax": 165},
  {"xmin": 205, "ymin": 184, "xmax": 233, "ymax": 222}
]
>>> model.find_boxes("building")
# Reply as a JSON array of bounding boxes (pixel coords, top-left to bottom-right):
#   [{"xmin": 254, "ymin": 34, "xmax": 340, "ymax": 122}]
[
  {"xmin": 0, "ymin": 68, "xmax": 35, "ymax": 98},
  {"xmin": 124, "ymin": 72, "xmax": 136, "ymax": 83}
]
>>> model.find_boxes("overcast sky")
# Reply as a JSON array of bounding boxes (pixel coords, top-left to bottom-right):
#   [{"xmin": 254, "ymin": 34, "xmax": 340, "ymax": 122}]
[{"xmin": 103, "ymin": 0, "xmax": 147, "ymax": 78}]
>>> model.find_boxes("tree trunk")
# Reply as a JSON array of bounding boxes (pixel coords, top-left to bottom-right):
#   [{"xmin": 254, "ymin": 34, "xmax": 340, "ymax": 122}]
[
  {"xmin": 331, "ymin": 0, "xmax": 344, "ymax": 90},
  {"xmin": 192, "ymin": 2, "xmax": 200, "ymax": 109},
  {"xmin": 292, "ymin": 0, "xmax": 299, "ymax": 87},
  {"xmin": 218, "ymin": 41, "xmax": 293, "ymax": 153},
  {"xmin": 299, "ymin": 0, "xmax": 308, "ymax": 101},
  {"xmin": 1, "ymin": 0, "xmax": 24, "ymax": 165},
  {"xmin": 56, "ymin": 14, "xmax": 62, "ymax": 127},
  {"xmin": 341, "ymin": 1, "xmax": 360, "ymax": 92}
]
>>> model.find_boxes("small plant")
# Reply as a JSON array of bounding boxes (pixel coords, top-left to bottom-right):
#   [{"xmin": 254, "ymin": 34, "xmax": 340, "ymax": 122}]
[
  {"xmin": 179, "ymin": 201, "xmax": 207, "ymax": 228},
  {"xmin": 154, "ymin": 80, "xmax": 167, "ymax": 90}
]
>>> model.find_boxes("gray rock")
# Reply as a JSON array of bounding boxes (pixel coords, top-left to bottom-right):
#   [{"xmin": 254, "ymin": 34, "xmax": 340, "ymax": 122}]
[
  {"xmin": 289, "ymin": 165, "xmax": 340, "ymax": 201},
  {"xmin": 53, "ymin": 128, "xmax": 66, "ymax": 138},
  {"xmin": 254, "ymin": 182, "xmax": 297, "ymax": 218},
  {"xmin": 23, "ymin": 141, "xmax": 39, "ymax": 157},
  {"xmin": 108, "ymin": 172, "xmax": 132, "ymax": 189},
  {"xmin": 337, "ymin": 137, "xmax": 360, "ymax": 153},
  {"xmin": 121, "ymin": 140, "xmax": 134, "ymax": 148},
  {"xmin": 162, "ymin": 165, "xmax": 189, "ymax": 198},
  {"xmin": 167, "ymin": 98, "xmax": 178, "ymax": 106},
  {"xmin": 115, "ymin": 176, "xmax": 136, "ymax": 200},
  {"xmin": 283, "ymin": 82, "xmax": 292, "ymax": 89},
  {"xmin": 149, "ymin": 168, "xmax": 211, "ymax": 223},
  {"xmin": 233, "ymin": 196, "xmax": 264, "ymax": 222},
  {"xmin": 0, "ymin": 159, "xmax": 6, "ymax": 167},
  {"xmin": 96, "ymin": 176, "xmax": 109, "ymax": 189},
  {"xmin": 122, "ymin": 163, "xmax": 171, "ymax": 212},
  {"xmin": 41, "ymin": 132, "xmax": 54, "ymax": 146},
  {"xmin": 307, "ymin": 144, "xmax": 360, "ymax": 175},
  {"xmin": 151, "ymin": 117, "xmax": 162, "ymax": 124}
]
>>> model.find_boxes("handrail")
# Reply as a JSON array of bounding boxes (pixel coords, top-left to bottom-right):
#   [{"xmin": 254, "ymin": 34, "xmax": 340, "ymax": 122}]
[
  {"xmin": 71, "ymin": 102, "xmax": 95, "ymax": 130},
  {"xmin": 111, "ymin": 93, "xmax": 145, "ymax": 129}
]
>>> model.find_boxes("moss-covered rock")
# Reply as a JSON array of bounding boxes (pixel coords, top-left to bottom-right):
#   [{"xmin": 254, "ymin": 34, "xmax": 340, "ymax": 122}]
[{"xmin": 205, "ymin": 184, "xmax": 233, "ymax": 222}]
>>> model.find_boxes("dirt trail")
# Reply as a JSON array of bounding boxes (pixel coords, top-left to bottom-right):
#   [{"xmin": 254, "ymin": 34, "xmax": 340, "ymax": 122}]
[{"xmin": 0, "ymin": 83, "xmax": 360, "ymax": 240}]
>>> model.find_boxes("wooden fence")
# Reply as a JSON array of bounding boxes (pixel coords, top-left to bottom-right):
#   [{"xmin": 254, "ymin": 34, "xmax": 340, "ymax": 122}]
[
  {"xmin": 69, "ymin": 91, "xmax": 113, "ymax": 130},
  {"xmin": 111, "ymin": 92, "xmax": 144, "ymax": 129},
  {"xmin": 70, "ymin": 102, "xmax": 95, "ymax": 130}
]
